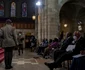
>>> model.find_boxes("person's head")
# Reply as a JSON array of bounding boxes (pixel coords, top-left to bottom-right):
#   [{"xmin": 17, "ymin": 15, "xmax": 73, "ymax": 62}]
[
  {"xmin": 53, "ymin": 38, "xmax": 58, "ymax": 42},
  {"xmin": 18, "ymin": 32, "xmax": 22, "ymax": 36},
  {"xmin": 73, "ymin": 31, "xmax": 81, "ymax": 40},
  {"xmin": 5, "ymin": 19, "xmax": 13, "ymax": 25},
  {"xmin": 49, "ymin": 39, "xmax": 53, "ymax": 43}
]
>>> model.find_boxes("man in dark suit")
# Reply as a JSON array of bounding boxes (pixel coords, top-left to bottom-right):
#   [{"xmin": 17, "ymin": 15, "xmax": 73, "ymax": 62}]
[
  {"xmin": 45, "ymin": 31, "xmax": 85, "ymax": 70},
  {"xmin": 54, "ymin": 32, "xmax": 73, "ymax": 61}
]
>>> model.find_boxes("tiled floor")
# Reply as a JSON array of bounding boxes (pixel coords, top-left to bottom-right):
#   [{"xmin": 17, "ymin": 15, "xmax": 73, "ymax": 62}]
[{"xmin": 0, "ymin": 49, "xmax": 66, "ymax": 70}]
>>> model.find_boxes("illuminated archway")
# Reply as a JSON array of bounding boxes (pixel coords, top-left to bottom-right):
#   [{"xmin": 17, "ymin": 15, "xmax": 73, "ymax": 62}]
[{"xmin": 59, "ymin": 0, "xmax": 85, "ymax": 34}]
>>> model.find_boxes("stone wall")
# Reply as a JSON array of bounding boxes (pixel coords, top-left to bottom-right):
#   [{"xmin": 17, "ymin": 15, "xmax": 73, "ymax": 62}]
[{"xmin": 38, "ymin": 0, "xmax": 68, "ymax": 42}]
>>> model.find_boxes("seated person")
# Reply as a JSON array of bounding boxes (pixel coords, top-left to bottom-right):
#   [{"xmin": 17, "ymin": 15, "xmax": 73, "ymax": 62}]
[
  {"xmin": 54, "ymin": 32, "xmax": 73, "ymax": 61},
  {"xmin": 37, "ymin": 39, "xmax": 48, "ymax": 55},
  {"xmin": 44, "ymin": 31, "xmax": 85, "ymax": 70},
  {"xmin": 43, "ymin": 38, "xmax": 59, "ymax": 58}
]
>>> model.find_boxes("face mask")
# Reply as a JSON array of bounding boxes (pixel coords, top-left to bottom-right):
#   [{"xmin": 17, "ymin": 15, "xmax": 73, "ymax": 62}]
[{"xmin": 73, "ymin": 36, "xmax": 77, "ymax": 40}]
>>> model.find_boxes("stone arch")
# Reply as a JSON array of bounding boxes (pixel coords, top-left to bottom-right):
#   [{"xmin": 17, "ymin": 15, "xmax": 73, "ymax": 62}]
[
  {"xmin": 58, "ymin": 0, "xmax": 68, "ymax": 7},
  {"xmin": 59, "ymin": 0, "xmax": 85, "ymax": 34},
  {"xmin": 53, "ymin": 0, "xmax": 69, "ymax": 37}
]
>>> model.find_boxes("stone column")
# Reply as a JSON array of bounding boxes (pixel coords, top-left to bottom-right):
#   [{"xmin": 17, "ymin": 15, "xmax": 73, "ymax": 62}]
[
  {"xmin": 41, "ymin": 5, "xmax": 45, "ymax": 40},
  {"xmin": 39, "ymin": 0, "xmax": 68, "ymax": 41},
  {"xmin": 41, "ymin": 0, "xmax": 47, "ymax": 40},
  {"xmin": 38, "ymin": 6, "xmax": 42, "ymax": 43},
  {"xmin": 47, "ymin": 0, "xmax": 68, "ymax": 40},
  {"xmin": 47, "ymin": 0, "xmax": 58, "ymax": 40},
  {"xmin": 40, "ymin": 7, "xmax": 43, "ymax": 41},
  {"xmin": 44, "ymin": 0, "xmax": 48, "ymax": 39}
]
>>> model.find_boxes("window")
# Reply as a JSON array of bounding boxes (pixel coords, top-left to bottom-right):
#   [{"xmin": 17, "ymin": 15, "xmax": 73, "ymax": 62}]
[
  {"xmin": 11, "ymin": 2, "xmax": 16, "ymax": 17},
  {"xmin": 0, "ymin": 1, "xmax": 4, "ymax": 17},
  {"xmin": 22, "ymin": 2, "xmax": 27, "ymax": 17}
]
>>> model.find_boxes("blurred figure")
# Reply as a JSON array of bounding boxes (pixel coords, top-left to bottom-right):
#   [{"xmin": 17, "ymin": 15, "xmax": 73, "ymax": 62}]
[
  {"xmin": 53, "ymin": 32, "xmax": 73, "ymax": 61},
  {"xmin": 0, "ymin": 19, "xmax": 18, "ymax": 69},
  {"xmin": 43, "ymin": 38, "xmax": 59, "ymax": 58},
  {"xmin": 25, "ymin": 36, "xmax": 31, "ymax": 48},
  {"xmin": 70, "ymin": 31, "xmax": 85, "ymax": 70},
  {"xmin": 43, "ymin": 39, "xmax": 53, "ymax": 58},
  {"xmin": 30, "ymin": 36, "xmax": 36, "ymax": 52},
  {"xmin": 17, "ymin": 32, "xmax": 24, "ymax": 55},
  {"xmin": 44, "ymin": 31, "xmax": 85, "ymax": 70},
  {"xmin": 37, "ymin": 39, "xmax": 48, "ymax": 55}
]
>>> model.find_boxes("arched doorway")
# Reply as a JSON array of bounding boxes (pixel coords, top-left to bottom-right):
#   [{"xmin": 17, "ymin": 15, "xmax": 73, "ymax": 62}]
[{"xmin": 59, "ymin": 0, "xmax": 85, "ymax": 34}]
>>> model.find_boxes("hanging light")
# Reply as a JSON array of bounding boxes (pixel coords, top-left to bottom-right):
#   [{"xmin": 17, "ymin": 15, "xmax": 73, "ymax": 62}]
[
  {"xmin": 64, "ymin": 24, "xmax": 68, "ymax": 27},
  {"xmin": 36, "ymin": 1, "xmax": 41, "ymax": 6},
  {"xmin": 32, "ymin": 15, "xmax": 36, "ymax": 20}
]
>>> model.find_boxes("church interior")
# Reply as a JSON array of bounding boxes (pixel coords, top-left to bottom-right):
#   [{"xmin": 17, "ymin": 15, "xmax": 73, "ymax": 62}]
[{"xmin": 0, "ymin": 0, "xmax": 85, "ymax": 70}]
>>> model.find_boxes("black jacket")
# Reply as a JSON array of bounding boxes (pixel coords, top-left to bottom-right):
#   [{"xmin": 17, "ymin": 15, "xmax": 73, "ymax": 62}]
[
  {"xmin": 60, "ymin": 36, "xmax": 73, "ymax": 50},
  {"xmin": 73, "ymin": 37, "xmax": 85, "ymax": 54}
]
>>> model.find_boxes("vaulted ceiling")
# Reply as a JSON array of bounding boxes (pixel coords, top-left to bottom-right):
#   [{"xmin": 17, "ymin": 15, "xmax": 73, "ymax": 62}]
[{"xmin": 60, "ymin": 0, "xmax": 85, "ymax": 23}]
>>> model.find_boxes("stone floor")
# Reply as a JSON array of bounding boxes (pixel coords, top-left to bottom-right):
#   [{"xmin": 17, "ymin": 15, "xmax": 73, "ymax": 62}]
[{"xmin": 0, "ymin": 49, "xmax": 66, "ymax": 70}]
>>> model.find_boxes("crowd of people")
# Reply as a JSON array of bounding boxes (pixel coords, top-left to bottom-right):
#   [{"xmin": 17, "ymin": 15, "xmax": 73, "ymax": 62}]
[
  {"xmin": 0, "ymin": 19, "xmax": 85, "ymax": 70},
  {"xmin": 43, "ymin": 32, "xmax": 85, "ymax": 70},
  {"xmin": 35, "ymin": 31, "xmax": 85, "ymax": 70}
]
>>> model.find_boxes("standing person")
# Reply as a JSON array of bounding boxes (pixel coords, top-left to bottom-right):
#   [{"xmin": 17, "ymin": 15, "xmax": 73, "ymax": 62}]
[
  {"xmin": 30, "ymin": 36, "xmax": 36, "ymax": 52},
  {"xmin": 18, "ymin": 32, "xmax": 24, "ymax": 55},
  {"xmin": 0, "ymin": 19, "xmax": 18, "ymax": 69}
]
